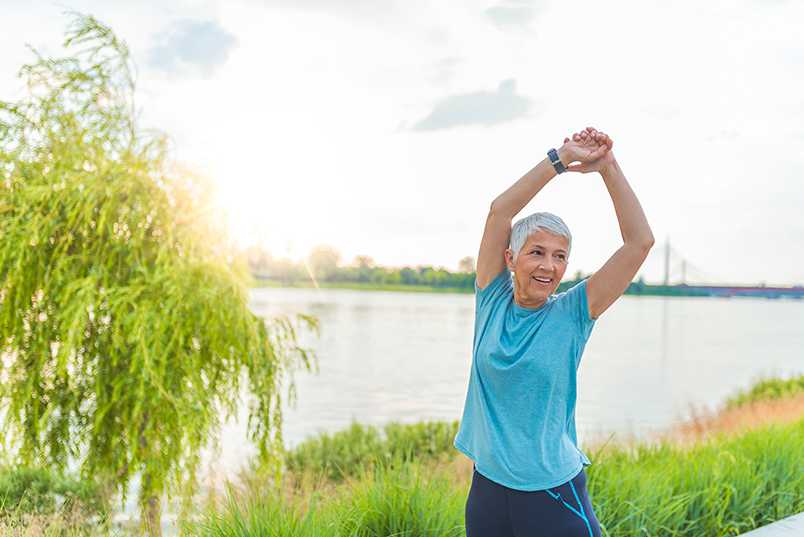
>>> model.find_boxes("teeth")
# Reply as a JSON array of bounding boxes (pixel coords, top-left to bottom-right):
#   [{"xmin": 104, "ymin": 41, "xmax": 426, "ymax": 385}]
[{"xmin": 534, "ymin": 277, "xmax": 550, "ymax": 282}]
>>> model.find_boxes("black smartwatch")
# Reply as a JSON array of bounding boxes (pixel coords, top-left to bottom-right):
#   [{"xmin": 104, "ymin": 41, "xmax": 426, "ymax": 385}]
[{"xmin": 547, "ymin": 148, "xmax": 566, "ymax": 174}]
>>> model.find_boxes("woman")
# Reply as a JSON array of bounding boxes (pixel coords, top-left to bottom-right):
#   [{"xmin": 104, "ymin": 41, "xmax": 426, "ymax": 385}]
[{"xmin": 454, "ymin": 127, "xmax": 654, "ymax": 537}]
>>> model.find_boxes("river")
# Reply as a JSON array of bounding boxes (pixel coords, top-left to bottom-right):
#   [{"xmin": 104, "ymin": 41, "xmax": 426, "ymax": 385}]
[{"xmin": 217, "ymin": 286, "xmax": 804, "ymax": 468}]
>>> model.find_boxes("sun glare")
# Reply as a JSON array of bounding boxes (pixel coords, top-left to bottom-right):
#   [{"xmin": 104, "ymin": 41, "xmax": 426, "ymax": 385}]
[
  {"xmin": 213, "ymin": 105, "xmax": 354, "ymax": 261},
  {"xmin": 220, "ymin": 172, "xmax": 349, "ymax": 263}
]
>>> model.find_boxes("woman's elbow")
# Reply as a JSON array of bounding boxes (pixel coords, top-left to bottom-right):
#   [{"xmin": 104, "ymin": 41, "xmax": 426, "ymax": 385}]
[
  {"xmin": 627, "ymin": 230, "xmax": 654, "ymax": 257},
  {"xmin": 488, "ymin": 198, "xmax": 504, "ymax": 219},
  {"xmin": 639, "ymin": 232, "xmax": 655, "ymax": 255}
]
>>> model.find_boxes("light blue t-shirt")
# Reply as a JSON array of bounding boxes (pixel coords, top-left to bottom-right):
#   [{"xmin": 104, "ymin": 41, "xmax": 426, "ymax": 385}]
[{"xmin": 454, "ymin": 268, "xmax": 596, "ymax": 491}]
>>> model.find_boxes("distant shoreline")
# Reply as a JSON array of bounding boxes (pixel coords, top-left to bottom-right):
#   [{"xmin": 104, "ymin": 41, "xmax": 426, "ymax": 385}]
[
  {"xmin": 249, "ymin": 278, "xmax": 804, "ymax": 299},
  {"xmin": 249, "ymin": 279, "xmax": 474, "ymax": 294}
]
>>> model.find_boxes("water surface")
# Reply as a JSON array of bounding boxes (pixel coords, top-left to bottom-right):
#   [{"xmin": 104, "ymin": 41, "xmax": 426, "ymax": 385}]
[{"xmin": 219, "ymin": 287, "xmax": 804, "ymax": 466}]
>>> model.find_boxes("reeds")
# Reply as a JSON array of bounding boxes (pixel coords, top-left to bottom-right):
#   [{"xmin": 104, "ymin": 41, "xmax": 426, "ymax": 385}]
[
  {"xmin": 188, "ymin": 483, "xmax": 329, "ymax": 537},
  {"xmin": 588, "ymin": 418, "xmax": 804, "ymax": 536},
  {"xmin": 196, "ymin": 417, "xmax": 804, "ymax": 537},
  {"xmin": 726, "ymin": 374, "xmax": 804, "ymax": 408},
  {"xmin": 284, "ymin": 420, "xmax": 461, "ymax": 482},
  {"xmin": 191, "ymin": 459, "xmax": 466, "ymax": 537},
  {"xmin": 6, "ymin": 381, "xmax": 804, "ymax": 536},
  {"xmin": 336, "ymin": 462, "xmax": 465, "ymax": 537}
]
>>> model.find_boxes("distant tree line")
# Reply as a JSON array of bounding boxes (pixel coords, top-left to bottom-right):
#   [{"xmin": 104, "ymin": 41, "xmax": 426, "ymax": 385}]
[
  {"xmin": 244, "ymin": 244, "xmax": 712, "ymax": 297},
  {"xmin": 244, "ymin": 244, "xmax": 478, "ymax": 290},
  {"xmin": 558, "ymin": 274, "xmax": 711, "ymax": 297}
]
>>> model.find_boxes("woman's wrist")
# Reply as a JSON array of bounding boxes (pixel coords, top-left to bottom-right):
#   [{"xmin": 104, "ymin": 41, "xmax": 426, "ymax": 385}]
[
  {"xmin": 598, "ymin": 157, "xmax": 620, "ymax": 179},
  {"xmin": 556, "ymin": 145, "xmax": 572, "ymax": 167}
]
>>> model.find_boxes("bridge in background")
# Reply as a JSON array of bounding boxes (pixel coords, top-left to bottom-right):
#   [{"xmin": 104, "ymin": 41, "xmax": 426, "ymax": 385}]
[
  {"xmin": 674, "ymin": 284, "xmax": 804, "ymax": 299},
  {"xmin": 633, "ymin": 240, "xmax": 804, "ymax": 299}
]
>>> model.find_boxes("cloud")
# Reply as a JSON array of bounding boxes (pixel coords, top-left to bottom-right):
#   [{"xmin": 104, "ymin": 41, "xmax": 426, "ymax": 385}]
[
  {"xmin": 424, "ymin": 57, "xmax": 461, "ymax": 84},
  {"xmin": 414, "ymin": 79, "xmax": 530, "ymax": 131},
  {"xmin": 486, "ymin": 0, "xmax": 538, "ymax": 27},
  {"xmin": 147, "ymin": 19, "xmax": 238, "ymax": 78}
]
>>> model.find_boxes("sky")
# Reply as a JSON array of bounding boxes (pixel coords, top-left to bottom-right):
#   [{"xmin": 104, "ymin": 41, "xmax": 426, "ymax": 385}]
[{"xmin": 1, "ymin": 0, "xmax": 803, "ymax": 286}]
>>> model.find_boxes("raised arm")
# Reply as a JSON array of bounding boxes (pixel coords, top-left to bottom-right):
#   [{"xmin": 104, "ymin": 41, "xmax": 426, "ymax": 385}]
[
  {"xmin": 569, "ymin": 128, "xmax": 655, "ymax": 318},
  {"xmin": 476, "ymin": 135, "xmax": 609, "ymax": 289}
]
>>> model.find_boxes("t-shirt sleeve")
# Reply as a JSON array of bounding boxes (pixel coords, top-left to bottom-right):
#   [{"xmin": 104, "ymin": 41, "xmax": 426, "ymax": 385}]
[
  {"xmin": 557, "ymin": 279, "xmax": 595, "ymax": 340},
  {"xmin": 475, "ymin": 268, "xmax": 512, "ymax": 311}
]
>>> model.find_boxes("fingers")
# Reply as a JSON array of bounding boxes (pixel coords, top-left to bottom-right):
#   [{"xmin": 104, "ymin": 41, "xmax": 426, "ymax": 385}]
[
  {"xmin": 568, "ymin": 127, "xmax": 614, "ymax": 154},
  {"xmin": 589, "ymin": 144, "xmax": 608, "ymax": 160},
  {"xmin": 594, "ymin": 130, "xmax": 613, "ymax": 150},
  {"xmin": 581, "ymin": 126, "xmax": 614, "ymax": 149}
]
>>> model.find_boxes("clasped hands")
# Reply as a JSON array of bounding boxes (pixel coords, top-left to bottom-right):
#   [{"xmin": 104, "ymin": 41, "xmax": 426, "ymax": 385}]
[{"xmin": 559, "ymin": 126, "xmax": 615, "ymax": 174}]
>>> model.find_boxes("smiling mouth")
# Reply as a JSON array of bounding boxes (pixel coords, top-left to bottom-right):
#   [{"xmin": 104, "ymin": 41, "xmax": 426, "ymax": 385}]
[{"xmin": 533, "ymin": 276, "xmax": 552, "ymax": 285}]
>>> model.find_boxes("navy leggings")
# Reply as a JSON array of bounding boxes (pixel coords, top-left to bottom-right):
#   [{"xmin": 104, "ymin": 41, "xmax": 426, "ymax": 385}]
[{"xmin": 465, "ymin": 468, "xmax": 602, "ymax": 537}]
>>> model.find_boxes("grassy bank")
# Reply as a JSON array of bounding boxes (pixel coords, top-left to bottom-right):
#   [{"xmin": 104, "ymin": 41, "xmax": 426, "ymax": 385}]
[
  {"xmin": 587, "ymin": 420, "xmax": 804, "ymax": 535},
  {"xmin": 727, "ymin": 374, "xmax": 804, "ymax": 407},
  {"xmin": 194, "ymin": 379, "xmax": 804, "ymax": 537},
  {"xmin": 5, "ymin": 378, "xmax": 804, "ymax": 536},
  {"xmin": 192, "ymin": 417, "xmax": 804, "ymax": 537}
]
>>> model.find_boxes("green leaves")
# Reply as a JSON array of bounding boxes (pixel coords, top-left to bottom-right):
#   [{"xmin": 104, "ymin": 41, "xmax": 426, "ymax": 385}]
[{"xmin": 0, "ymin": 12, "xmax": 315, "ymax": 530}]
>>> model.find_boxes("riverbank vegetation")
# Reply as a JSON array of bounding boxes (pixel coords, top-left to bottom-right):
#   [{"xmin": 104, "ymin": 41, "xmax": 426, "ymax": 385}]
[
  {"xmin": 726, "ymin": 374, "xmax": 804, "ymax": 407},
  {"xmin": 196, "ymin": 379, "xmax": 804, "ymax": 537},
  {"xmin": 7, "ymin": 376, "xmax": 801, "ymax": 536}
]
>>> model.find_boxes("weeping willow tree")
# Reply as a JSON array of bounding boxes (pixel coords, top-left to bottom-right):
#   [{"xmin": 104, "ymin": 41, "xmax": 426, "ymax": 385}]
[{"xmin": 0, "ymin": 13, "xmax": 315, "ymax": 533}]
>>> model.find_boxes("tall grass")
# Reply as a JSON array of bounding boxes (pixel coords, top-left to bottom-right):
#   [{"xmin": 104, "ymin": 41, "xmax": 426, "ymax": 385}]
[
  {"xmin": 192, "ymin": 459, "xmax": 465, "ymax": 537},
  {"xmin": 8, "ymin": 377, "xmax": 804, "ymax": 536},
  {"xmin": 190, "ymin": 484, "xmax": 329, "ymax": 537},
  {"xmin": 284, "ymin": 420, "xmax": 460, "ymax": 482},
  {"xmin": 336, "ymin": 462, "xmax": 464, "ymax": 537},
  {"xmin": 588, "ymin": 418, "xmax": 804, "ymax": 536},
  {"xmin": 726, "ymin": 374, "xmax": 804, "ymax": 408},
  {"xmin": 199, "ymin": 416, "xmax": 804, "ymax": 537}
]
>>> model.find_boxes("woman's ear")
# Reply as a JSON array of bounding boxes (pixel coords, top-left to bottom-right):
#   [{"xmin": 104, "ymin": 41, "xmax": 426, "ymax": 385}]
[{"xmin": 504, "ymin": 249, "xmax": 516, "ymax": 272}]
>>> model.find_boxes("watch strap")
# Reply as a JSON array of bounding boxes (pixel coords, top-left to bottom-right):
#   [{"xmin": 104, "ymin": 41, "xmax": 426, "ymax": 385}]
[{"xmin": 547, "ymin": 148, "xmax": 566, "ymax": 174}]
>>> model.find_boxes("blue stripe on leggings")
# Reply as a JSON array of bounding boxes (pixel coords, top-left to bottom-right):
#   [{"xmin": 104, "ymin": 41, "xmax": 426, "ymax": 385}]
[{"xmin": 544, "ymin": 481, "xmax": 594, "ymax": 537}]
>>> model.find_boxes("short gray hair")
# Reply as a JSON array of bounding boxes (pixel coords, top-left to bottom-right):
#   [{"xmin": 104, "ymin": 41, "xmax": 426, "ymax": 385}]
[{"xmin": 509, "ymin": 212, "xmax": 572, "ymax": 261}]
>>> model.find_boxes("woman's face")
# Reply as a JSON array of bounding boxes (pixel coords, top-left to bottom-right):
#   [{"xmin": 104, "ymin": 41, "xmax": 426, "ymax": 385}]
[{"xmin": 505, "ymin": 230, "xmax": 569, "ymax": 309}]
